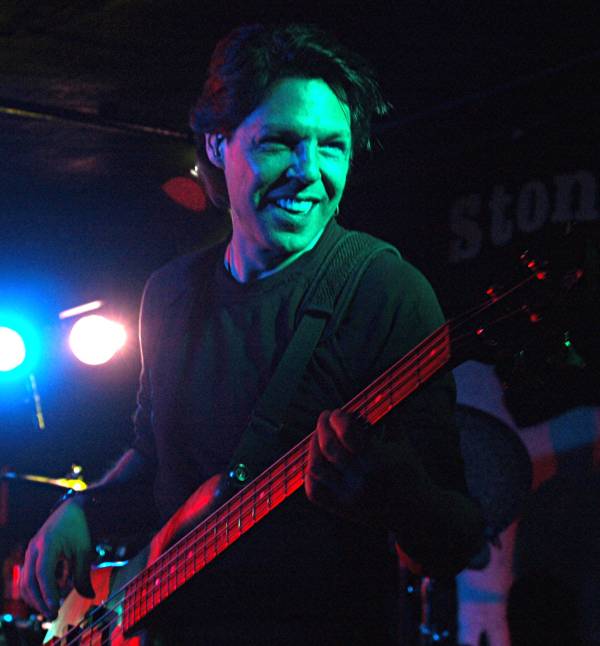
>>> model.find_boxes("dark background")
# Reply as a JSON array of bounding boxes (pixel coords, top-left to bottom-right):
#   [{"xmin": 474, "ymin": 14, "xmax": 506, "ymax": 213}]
[{"xmin": 1, "ymin": 1, "xmax": 599, "ymax": 562}]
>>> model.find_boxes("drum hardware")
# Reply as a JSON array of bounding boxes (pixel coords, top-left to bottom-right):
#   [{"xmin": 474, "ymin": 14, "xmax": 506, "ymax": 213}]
[
  {"xmin": 416, "ymin": 404, "xmax": 533, "ymax": 645},
  {"xmin": 419, "ymin": 576, "xmax": 455, "ymax": 644}
]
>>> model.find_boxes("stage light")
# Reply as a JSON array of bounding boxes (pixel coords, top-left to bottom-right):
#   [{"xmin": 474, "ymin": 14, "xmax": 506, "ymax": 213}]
[
  {"xmin": 68, "ymin": 315, "xmax": 127, "ymax": 366},
  {"xmin": 0, "ymin": 315, "xmax": 39, "ymax": 381},
  {"xmin": 59, "ymin": 300, "xmax": 103, "ymax": 320},
  {"xmin": 0, "ymin": 327, "xmax": 26, "ymax": 372}
]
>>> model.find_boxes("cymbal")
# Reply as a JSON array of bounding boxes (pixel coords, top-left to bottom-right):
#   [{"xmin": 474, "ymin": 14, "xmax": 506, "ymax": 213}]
[{"xmin": 1, "ymin": 471, "xmax": 87, "ymax": 491}]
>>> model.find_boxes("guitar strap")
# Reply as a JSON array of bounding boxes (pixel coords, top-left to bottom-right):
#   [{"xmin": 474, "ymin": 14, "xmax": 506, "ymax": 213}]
[{"xmin": 226, "ymin": 229, "xmax": 401, "ymax": 487}]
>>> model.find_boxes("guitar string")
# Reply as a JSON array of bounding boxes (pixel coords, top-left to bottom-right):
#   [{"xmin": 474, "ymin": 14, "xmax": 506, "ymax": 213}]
[
  {"xmin": 57, "ymin": 277, "xmax": 534, "ymax": 643},
  {"xmin": 338, "ymin": 269, "xmax": 536, "ymax": 417},
  {"xmin": 344, "ymin": 328, "xmax": 450, "ymax": 421}
]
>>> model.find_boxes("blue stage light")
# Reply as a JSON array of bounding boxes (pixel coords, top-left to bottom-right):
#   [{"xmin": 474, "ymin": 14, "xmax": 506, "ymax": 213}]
[
  {"xmin": 0, "ymin": 313, "xmax": 40, "ymax": 381},
  {"xmin": 0, "ymin": 327, "xmax": 25, "ymax": 372}
]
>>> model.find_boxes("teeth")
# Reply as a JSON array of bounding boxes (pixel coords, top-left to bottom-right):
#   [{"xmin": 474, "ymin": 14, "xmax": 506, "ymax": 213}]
[{"xmin": 275, "ymin": 198, "xmax": 314, "ymax": 214}]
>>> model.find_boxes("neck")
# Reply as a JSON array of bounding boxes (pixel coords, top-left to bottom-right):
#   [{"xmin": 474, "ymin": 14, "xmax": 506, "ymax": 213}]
[{"xmin": 225, "ymin": 228, "xmax": 326, "ymax": 283}]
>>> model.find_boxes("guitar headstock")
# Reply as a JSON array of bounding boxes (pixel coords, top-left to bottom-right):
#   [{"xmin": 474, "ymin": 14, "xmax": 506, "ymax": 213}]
[{"xmin": 449, "ymin": 248, "xmax": 586, "ymax": 368}]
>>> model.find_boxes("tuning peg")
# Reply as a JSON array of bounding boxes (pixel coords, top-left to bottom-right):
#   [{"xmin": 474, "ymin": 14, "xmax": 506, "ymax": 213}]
[
  {"xmin": 485, "ymin": 286, "xmax": 499, "ymax": 302},
  {"xmin": 519, "ymin": 251, "xmax": 549, "ymax": 280}
]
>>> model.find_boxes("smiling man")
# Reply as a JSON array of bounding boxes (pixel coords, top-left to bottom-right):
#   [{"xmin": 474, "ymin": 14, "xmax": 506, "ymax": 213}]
[
  {"xmin": 21, "ymin": 24, "xmax": 485, "ymax": 645},
  {"xmin": 208, "ymin": 76, "xmax": 351, "ymax": 281}
]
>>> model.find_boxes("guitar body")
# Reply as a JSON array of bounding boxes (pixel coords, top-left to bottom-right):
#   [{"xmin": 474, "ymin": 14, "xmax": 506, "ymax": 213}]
[
  {"xmin": 44, "ymin": 565, "xmax": 129, "ymax": 644},
  {"xmin": 44, "ymin": 474, "xmax": 227, "ymax": 644}
]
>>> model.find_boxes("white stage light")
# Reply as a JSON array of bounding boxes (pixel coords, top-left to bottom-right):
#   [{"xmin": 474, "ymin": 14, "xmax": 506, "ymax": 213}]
[{"xmin": 69, "ymin": 315, "xmax": 126, "ymax": 366}]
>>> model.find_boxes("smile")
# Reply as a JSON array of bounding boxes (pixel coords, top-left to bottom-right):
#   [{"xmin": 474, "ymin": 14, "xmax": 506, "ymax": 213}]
[{"xmin": 273, "ymin": 198, "xmax": 315, "ymax": 214}]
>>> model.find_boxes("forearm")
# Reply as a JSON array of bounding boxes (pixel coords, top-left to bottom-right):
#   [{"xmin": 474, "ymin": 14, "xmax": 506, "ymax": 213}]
[
  {"xmin": 72, "ymin": 449, "xmax": 158, "ymax": 544},
  {"xmin": 368, "ymin": 437, "xmax": 485, "ymax": 578}
]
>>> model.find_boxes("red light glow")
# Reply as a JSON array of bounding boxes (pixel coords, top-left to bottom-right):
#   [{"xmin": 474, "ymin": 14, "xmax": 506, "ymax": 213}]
[{"xmin": 161, "ymin": 177, "xmax": 207, "ymax": 212}]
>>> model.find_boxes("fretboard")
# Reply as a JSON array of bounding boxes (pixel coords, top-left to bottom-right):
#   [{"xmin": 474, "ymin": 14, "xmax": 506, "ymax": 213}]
[{"xmin": 121, "ymin": 322, "xmax": 451, "ymax": 633}]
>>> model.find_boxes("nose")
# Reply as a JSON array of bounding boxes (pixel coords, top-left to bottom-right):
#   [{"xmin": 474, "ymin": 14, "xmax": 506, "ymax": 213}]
[{"xmin": 287, "ymin": 141, "xmax": 320, "ymax": 184}]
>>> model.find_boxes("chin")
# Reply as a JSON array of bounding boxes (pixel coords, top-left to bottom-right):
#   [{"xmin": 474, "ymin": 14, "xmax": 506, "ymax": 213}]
[{"xmin": 270, "ymin": 229, "xmax": 315, "ymax": 255}]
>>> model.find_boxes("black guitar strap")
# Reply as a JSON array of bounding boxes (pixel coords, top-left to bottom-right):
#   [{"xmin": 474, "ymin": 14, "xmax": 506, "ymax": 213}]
[{"xmin": 227, "ymin": 229, "xmax": 401, "ymax": 487}]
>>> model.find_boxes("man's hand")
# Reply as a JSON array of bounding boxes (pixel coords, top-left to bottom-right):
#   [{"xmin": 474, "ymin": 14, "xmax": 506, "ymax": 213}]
[
  {"xmin": 20, "ymin": 499, "xmax": 95, "ymax": 619},
  {"xmin": 305, "ymin": 409, "xmax": 377, "ymax": 522}
]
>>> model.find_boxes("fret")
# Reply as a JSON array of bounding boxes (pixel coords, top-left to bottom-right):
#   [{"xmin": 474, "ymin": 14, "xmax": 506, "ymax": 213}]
[
  {"xmin": 145, "ymin": 574, "xmax": 154, "ymax": 613},
  {"xmin": 168, "ymin": 561, "xmax": 176, "ymax": 595},
  {"xmin": 127, "ymin": 582, "xmax": 134, "ymax": 627},
  {"xmin": 194, "ymin": 530, "xmax": 205, "ymax": 570},
  {"xmin": 213, "ymin": 516, "xmax": 222, "ymax": 554},
  {"xmin": 255, "ymin": 487, "xmax": 269, "ymax": 522},
  {"xmin": 185, "ymin": 545, "xmax": 193, "ymax": 582},
  {"xmin": 203, "ymin": 522, "xmax": 208, "ymax": 566},
  {"xmin": 226, "ymin": 504, "xmax": 237, "ymax": 543},
  {"xmin": 123, "ymin": 593, "xmax": 131, "ymax": 633},
  {"xmin": 133, "ymin": 581, "xmax": 140, "ymax": 625},
  {"xmin": 174, "ymin": 545, "xmax": 182, "ymax": 589},
  {"xmin": 220, "ymin": 509, "xmax": 231, "ymax": 550},
  {"xmin": 141, "ymin": 571, "xmax": 148, "ymax": 618},
  {"xmin": 153, "ymin": 571, "xmax": 161, "ymax": 609},
  {"xmin": 194, "ymin": 539, "xmax": 204, "ymax": 572},
  {"xmin": 161, "ymin": 565, "xmax": 169, "ymax": 601},
  {"xmin": 239, "ymin": 487, "xmax": 245, "ymax": 530}
]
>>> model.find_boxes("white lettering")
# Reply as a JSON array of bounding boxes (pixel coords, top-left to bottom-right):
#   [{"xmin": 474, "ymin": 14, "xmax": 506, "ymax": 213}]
[
  {"xmin": 516, "ymin": 181, "xmax": 549, "ymax": 233},
  {"xmin": 553, "ymin": 171, "xmax": 599, "ymax": 222},
  {"xmin": 447, "ymin": 168, "xmax": 600, "ymax": 263},
  {"xmin": 449, "ymin": 194, "xmax": 482, "ymax": 263},
  {"xmin": 489, "ymin": 185, "xmax": 513, "ymax": 246}
]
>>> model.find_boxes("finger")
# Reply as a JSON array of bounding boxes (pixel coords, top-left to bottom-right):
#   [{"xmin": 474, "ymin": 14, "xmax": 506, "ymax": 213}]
[
  {"xmin": 329, "ymin": 409, "xmax": 369, "ymax": 454},
  {"xmin": 316, "ymin": 410, "xmax": 352, "ymax": 468},
  {"xmin": 20, "ymin": 544, "xmax": 47, "ymax": 615},
  {"xmin": 305, "ymin": 433, "xmax": 342, "ymax": 504},
  {"xmin": 73, "ymin": 550, "xmax": 95, "ymax": 599},
  {"xmin": 35, "ymin": 542, "xmax": 61, "ymax": 618}
]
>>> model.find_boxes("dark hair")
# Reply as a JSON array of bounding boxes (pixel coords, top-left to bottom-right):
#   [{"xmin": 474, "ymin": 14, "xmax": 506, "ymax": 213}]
[{"xmin": 190, "ymin": 23, "xmax": 389, "ymax": 209}]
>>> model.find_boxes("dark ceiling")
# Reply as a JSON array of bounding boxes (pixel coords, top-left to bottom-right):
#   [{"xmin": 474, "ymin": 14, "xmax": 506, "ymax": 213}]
[
  {"xmin": 3, "ymin": 2, "xmax": 600, "ymax": 150},
  {"xmin": 1, "ymin": 1, "xmax": 599, "ymax": 545}
]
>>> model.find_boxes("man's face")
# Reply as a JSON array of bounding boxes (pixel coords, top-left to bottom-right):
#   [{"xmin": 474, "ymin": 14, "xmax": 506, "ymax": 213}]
[{"xmin": 214, "ymin": 77, "xmax": 352, "ymax": 259}]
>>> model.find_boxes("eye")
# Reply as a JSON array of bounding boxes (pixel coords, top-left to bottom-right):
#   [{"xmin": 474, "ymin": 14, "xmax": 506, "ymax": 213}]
[
  {"xmin": 258, "ymin": 137, "xmax": 292, "ymax": 151},
  {"xmin": 320, "ymin": 140, "xmax": 348, "ymax": 154}
]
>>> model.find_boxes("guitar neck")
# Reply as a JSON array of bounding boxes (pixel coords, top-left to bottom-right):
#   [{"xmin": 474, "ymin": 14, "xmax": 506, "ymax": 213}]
[{"xmin": 121, "ymin": 322, "xmax": 452, "ymax": 633}]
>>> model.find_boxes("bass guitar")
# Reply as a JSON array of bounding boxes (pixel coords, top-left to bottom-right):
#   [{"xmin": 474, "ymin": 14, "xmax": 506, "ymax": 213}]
[{"xmin": 44, "ymin": 254, "xmax": 581, "ymax": 645}]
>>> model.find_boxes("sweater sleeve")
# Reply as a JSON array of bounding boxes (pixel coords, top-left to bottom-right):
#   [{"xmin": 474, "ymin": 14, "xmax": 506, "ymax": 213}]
[
  {"xmin": 131, "ymin": 271, "xmax": 161, "ymax": 463},
  {"xmin": 332, "ymin": 249, "xmax": 486, "ymax": 576}
]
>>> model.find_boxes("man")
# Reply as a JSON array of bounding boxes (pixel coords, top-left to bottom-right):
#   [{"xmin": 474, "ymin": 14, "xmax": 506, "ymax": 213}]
[{"xmin": 21, "ymin": 24, "xmax": 485, "ymax": 644}]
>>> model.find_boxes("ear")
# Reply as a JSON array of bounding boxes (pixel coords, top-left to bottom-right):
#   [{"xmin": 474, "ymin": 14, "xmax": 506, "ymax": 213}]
[{"xmin": 204, "ymin": 133, "xmax": 226, "ymax": 169}]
